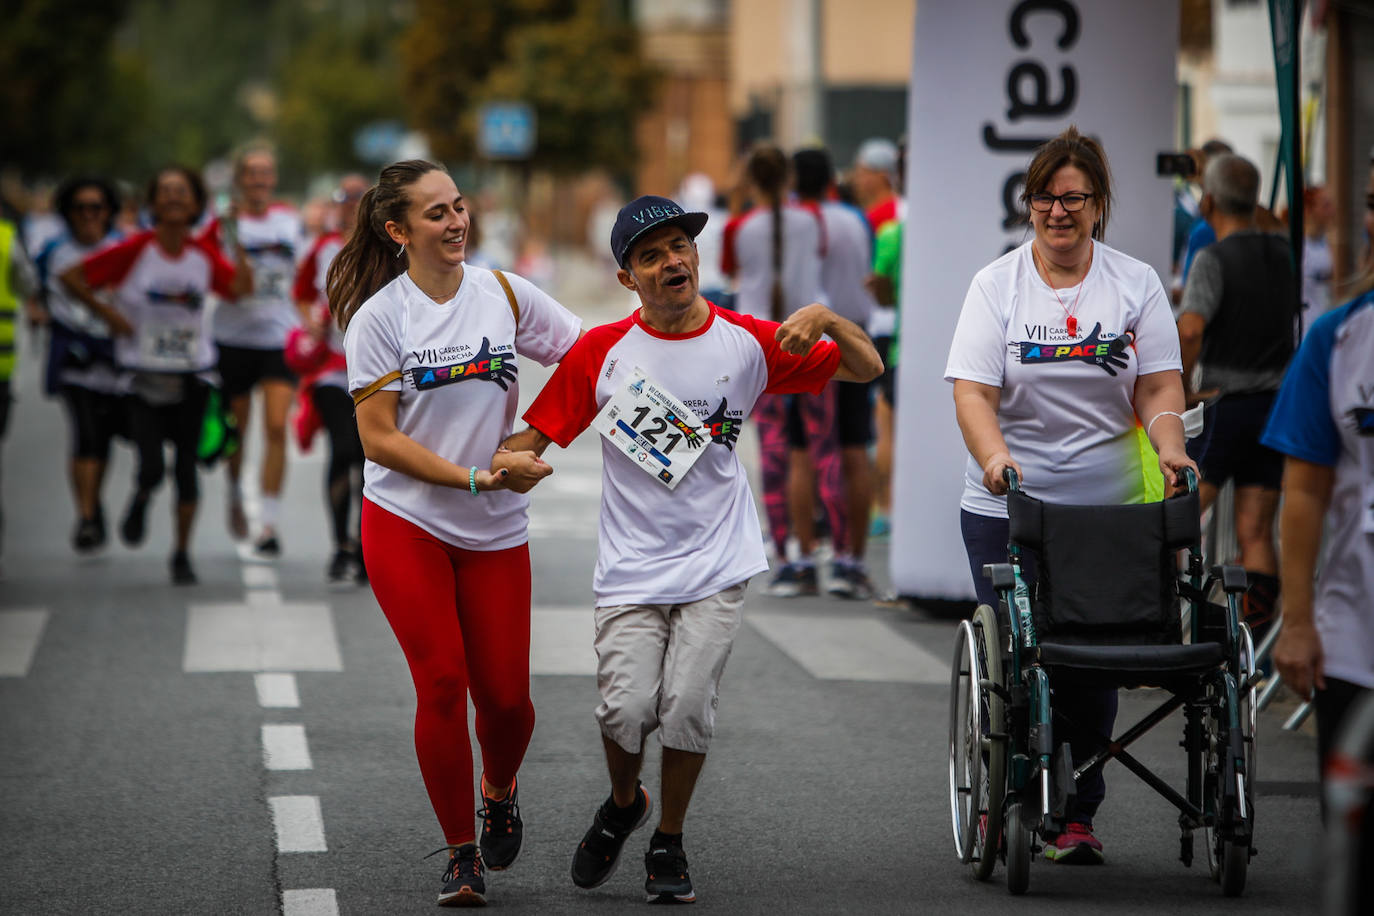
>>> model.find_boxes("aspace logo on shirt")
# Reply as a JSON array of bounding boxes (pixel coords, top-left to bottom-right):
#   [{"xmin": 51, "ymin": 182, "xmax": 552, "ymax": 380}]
[
  {"xmin": 243, "ymin": 241, "xmax": 295, "ymax": 260},
  {"xmin": 146, "ymin": 288, "xmax": 205, "ymax": 310},
  {"xmin": 409, "ymin": 336, "xmax": 518, "ymax": 392},
  {"xmin": 1015, "ymin": 323, "xmax": 1134, "ymax": 377},
  {"xmin": 685, "ymin": 397, "xmax": 744, "ymax": 450}
]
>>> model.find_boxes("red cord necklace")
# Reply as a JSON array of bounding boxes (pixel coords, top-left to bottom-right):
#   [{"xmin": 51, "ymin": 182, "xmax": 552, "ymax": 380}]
[{"xmin": 1033, "ymin": 243, "xmax": 1091, "ymax": 337}]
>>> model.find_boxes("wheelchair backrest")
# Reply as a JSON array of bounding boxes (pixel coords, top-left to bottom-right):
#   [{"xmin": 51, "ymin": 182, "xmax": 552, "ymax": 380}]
[{"xmin": 1007, "ymin": 488, "xmax": 1200, "ymax": 646}]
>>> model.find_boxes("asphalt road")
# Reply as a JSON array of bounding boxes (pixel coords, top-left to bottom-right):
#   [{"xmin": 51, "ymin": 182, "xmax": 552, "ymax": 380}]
[{"xmin": 0, "ymin": 268, "xmax": 1325, "ymax": 915}]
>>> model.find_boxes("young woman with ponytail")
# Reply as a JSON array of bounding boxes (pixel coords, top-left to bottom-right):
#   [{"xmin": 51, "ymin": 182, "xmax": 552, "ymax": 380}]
[
  {"xmin": 328, "ymin": 160, "xmax": 581, "ymax": 906},
  {"xmin": 720, "ymin": 143, "xmax": 848, "ymax": 597}
]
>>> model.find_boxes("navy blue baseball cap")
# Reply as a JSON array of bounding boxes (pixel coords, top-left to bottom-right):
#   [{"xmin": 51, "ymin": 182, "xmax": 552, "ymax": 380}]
[{"xmin": 610, "ymin": 195, "xmax": 709, "ymax": 268}]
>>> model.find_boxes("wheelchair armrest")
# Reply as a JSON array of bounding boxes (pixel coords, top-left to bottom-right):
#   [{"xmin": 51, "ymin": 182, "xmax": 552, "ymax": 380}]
[
  {"xmin": 1213, "ymin": 565, "xmax": 1248, "ymax": 595},
  {"xmin": 983, "ymin": 563, "xmax": 1016, "ymax": 591}
]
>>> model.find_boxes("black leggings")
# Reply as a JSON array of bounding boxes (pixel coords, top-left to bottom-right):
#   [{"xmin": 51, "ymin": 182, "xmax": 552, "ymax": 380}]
[
  {"xmin": 126, "ymin": 379, "xmax": 208, "ymax": 504},
  {"xmin": 60, "ymin": 385, "xmax": 124, "ymax": 461},
  {"xmin": 311, "ymin": 385, "xmax": 364, "ymax": 547}
]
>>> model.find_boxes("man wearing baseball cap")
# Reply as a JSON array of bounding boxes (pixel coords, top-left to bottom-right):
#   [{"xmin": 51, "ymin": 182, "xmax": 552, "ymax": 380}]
[{"xmin": 503, "ymin": 194, "xmax": 881, "ymax": 903}]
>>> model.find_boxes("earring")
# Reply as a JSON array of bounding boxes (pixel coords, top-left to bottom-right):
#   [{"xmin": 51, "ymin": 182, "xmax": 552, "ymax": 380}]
[{"xmin": 396, "ymin": 242, "xmax": 406, "ymax": 259}]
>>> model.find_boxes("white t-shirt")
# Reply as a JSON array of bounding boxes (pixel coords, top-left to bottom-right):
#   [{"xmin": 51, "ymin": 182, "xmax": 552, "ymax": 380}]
[
  {"xmin": 207, "ymin": 205, "xmax": 303, "ymax": 349},
  {"xmin": 523, "ymin": 304, "xmax": 841, "ymax": 606},
  {"xmin": 1301, "ymin": 235, "xmax": 1333, "ymax": 334},
  {"xmin": 721, "ymin": 205, "xmax": 827, "ymax": 320},
  {"xmin": 345, "ymin": 267, "xmax": 581, "ymax": 550},
  {"xmin": 804, "ymin": 200, "xmax": 878, "ymax": 327},
  {"xmin": 945, "ymin": 240, "xmax": 1182, "ymax": 517},
  {"xmin": 82, "ymin": 231, "xmax": 236, "ymax": 374},
  {"xmin": 1262, "ymin": 294, "xmax": 1374, "ymax": 689}
]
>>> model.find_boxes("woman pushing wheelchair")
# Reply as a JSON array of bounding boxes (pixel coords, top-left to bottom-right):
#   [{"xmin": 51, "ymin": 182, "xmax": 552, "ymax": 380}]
[{"xmin": 945, "ymin": 126, "xmax": 1198, "ymax": 863}]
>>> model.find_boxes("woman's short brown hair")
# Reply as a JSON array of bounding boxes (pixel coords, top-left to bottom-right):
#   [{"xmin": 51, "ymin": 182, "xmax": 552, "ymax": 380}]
[{"xmin": 1020, "ymin": 125, "xmax": 1113, "ymax": 240}]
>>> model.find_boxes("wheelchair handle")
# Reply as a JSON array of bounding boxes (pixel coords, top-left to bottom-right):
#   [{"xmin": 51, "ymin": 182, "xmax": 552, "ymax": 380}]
[
  {"xmin": 1003, "ymin": 467, "xmax": 1022, "ymax": 493},
  {"xmin": 1181, "ymin": 466, "xmax": 1198, "ymax": 494}
]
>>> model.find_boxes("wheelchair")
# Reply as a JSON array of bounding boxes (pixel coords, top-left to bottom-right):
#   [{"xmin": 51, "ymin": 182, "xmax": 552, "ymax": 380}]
[{"xmin": 948, "ymin": 469, "xmax": 1259, "ymax": 896}]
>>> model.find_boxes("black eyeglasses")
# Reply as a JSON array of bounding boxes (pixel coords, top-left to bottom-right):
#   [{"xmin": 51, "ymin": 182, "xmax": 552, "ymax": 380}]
[{"xmin": 1028, "ymin": 192, "xmax": 1094, "ymax": 212}]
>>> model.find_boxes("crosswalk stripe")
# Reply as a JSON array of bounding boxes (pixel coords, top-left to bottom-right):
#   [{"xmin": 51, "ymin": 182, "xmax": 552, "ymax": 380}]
[
  {"xmin": 270, "ymin": 795, "xmax": 327, "ymax": 853},
  {"xmin": 530, "ymin": 608, "xmax": 597, "ymax": 675},
  {"xmin": 184, "ymin": 601, "xmax": 343, "ymax": 672},
  {"xmin": 747, "ymin": 613, "xmax": 948, "ymax": 684},
  {"xmin": 0, "ymin": 609, "xmax": 49, "ymax": 677},
  {"xmin": 282, "ymin": 889, "xmax": 338, "ymax": 916}
]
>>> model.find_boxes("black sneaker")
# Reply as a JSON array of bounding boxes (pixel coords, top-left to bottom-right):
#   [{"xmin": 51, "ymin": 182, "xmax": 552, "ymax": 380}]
[
  {"xmin": 170, "ymin": 551, "xmax": 197, "ymax": 586},
  {"xmin": 764, "ymin": 562, "xmax": 818, "ymax": 598},
  {"xmin": 571, "ymin": 783, "xmax": 653, "ymax": 889},
  {"xmin": 431, "ymin": 844, "xmax": 486, "ymax": 907},
  {"xmin": 326, "ymin": 549, "xmax": 354, "ymax": 583},
  {"xmin": 254, "ymin": 533, "xmax": 281, "ymax": 558},
  {"xmin": 73, "ymin": 517, "xmax": 104, "ymax": 552},
  {"xmin": 644, "ymin": 835, "xmax": 696, "ymax": 904},
  {"xmin": 827, "ymin": 561, "xmax": 875, "ymax": 601},
  {"xmin": 478, "ymin": 776, "xmax": 523, "ymax": 870},
  {"xmin": 354, "ymin": 549, "xmax": 369, "ymax": 585},
  {"xmin": 120, "ymin": 493, "xmax": 149, "ymax": 546}
]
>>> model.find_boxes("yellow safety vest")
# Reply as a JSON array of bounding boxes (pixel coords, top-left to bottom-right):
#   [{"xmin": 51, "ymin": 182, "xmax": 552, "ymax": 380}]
[{"xmin": 0, "ymin": 220, "xmax": 17, "ymax": 382}]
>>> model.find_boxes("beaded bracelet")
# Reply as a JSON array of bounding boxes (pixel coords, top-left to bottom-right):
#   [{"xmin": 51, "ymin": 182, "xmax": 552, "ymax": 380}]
[{"xmin": 469, "ymin": 466, "xmax": 479, "ymax": 496}]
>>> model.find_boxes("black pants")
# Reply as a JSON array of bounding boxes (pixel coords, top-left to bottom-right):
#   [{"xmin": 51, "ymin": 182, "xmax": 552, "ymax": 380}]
[
  {"xmin": 962, "ymin": 508, "xmax": 1118, "ymax": 827},
  {"xmin": 126, "ymin": 379, "xmax": 208, "ymax": 504},
  {"xmin": 311, "ymin": 385, "xmax": 364, "ymax": 547},
  {"xmin": 60, "ymin": 385, "xmax": 124, "ymax": 461}
]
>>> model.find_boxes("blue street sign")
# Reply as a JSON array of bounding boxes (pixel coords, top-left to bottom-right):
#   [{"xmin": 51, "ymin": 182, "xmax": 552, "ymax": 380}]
[{"xmin": 478, "ymin": 102, "xmax": 537, "ymax": 160}]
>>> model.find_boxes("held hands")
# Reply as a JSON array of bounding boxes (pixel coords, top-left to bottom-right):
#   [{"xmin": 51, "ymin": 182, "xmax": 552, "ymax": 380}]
[
  {"xmin": 982, "ymin": 452, "xmax": 1023, "ymax": 495},
  {"xmin": 775, "ymin": 303, "xmax": 834, "ymax": 355},
  {"xmin": 490, "ymin": 446, "xmax": 552, "ymax": 494}
]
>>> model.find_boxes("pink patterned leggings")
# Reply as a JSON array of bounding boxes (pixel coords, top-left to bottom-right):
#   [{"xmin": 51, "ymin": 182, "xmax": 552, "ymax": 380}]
[{"xmin": 754, "ymin": 389, "xmax": 848, "ymax": 557}]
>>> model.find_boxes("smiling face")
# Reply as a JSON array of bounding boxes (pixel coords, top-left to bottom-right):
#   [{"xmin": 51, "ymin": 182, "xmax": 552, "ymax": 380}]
[
  {"xmin": 1029, "ymin": 164, "xmax": 1100, "ymax": 264},
  {"xmin": 385, "ymin": 169, "xmax": 468, "ymax": 275},
  {"xmin": 151, "ymin": 170, "xmax": 199, "ymax": 228},
  {"xmin": 618, "ymin": 224, "xmax": 700, "ymax": 314}
]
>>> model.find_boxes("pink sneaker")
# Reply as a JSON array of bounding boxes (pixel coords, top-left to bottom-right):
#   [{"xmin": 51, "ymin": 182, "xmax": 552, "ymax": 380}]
[{"xmin": 1043, "ymin": 821, "xmax": 1104, "ymax": 864}]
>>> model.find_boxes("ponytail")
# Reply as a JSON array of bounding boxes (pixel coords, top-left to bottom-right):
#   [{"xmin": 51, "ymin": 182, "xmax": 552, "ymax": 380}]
[
  {"xmin": 326, "ymin": 159, "xmax": 446, "ymax": 330},
  {"xmin": 746, "ymin": 142, "xmax": 790, "ymax": 323}
]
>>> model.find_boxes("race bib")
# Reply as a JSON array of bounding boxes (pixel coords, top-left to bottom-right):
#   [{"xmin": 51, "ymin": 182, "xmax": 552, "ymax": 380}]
[
  {"xmin": 138, "ymin": 321, "xmax": 200, "ymax": 370},
  {"xmin": 592, "ymin": 369, "xmax": 710, "ymax": 490}
]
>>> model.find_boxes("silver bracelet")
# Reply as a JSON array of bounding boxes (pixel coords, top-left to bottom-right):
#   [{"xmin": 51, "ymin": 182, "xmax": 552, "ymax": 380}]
[{"xmin": 1146, "ymin": 410, "xmax": 1184, "ymax": 442}]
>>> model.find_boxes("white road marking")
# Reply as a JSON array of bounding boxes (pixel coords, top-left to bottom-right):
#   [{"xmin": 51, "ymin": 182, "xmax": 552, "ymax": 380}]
[
  {"xmin": 530, "ymin": 608, "xmax": 597, "ymax": 675},
  {"xmin": 270, "ymin": 796, "xmax": 327, "ymax": 853},
  {"xmin": 242, "ymin": 565, "xmax": 279, "ymax": 590},
  {"xmin": 262, "ymin": 724, "xmax": 314, "ymax": 771},
  {"xmin": 184, "ymin": 601, "xmax": 343, "ymax": 672},
  {"xmin": 747, "ymin": 614, "xmax": 948, "ymax": 684},
  {"xmin": 255, "ymin": 672, "xmax": 301, "ymax": 708},
  {"xmin": 282, "ymin": 889, "xmax": 338, "ymax": 916},
  {"xmin": 0, "ymin": 609, "xmax": 48, "ymax": 677}
]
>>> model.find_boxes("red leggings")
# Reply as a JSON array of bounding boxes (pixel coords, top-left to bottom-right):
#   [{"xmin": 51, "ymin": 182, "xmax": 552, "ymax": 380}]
[{"xmin": 361, "ymin": 499, "xmax": 535, "ymax": 845}]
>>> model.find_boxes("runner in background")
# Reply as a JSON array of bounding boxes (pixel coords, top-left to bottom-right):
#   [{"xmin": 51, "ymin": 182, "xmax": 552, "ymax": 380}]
[
  {"xmin": 202, "ymin": 146, "xmax": 303, "ymax": 556},
  {"xmin": 33, "ymin": 178, "xmax": 125, "ymax": 552},
  {"xmin": 291, "ymin": 173, "xmax": 368, "ymax": 584},
  {"xmin": 61, "ymin": 166, "xmax": 252, "ymax": 584}
]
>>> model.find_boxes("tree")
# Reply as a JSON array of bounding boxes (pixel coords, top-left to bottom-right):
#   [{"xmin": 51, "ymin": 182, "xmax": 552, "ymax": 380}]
[{"xmin": 399, "ymin": 0, "xmax": 653, "ymax": 177}]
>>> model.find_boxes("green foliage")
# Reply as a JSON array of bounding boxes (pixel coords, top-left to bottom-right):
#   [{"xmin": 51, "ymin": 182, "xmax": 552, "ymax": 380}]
[{"xmin": 400, "ymin": 0, "xmax": 653, "ymax": 177}]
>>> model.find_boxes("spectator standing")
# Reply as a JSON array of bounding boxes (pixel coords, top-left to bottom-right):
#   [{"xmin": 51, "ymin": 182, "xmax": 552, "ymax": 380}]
[
  {"xmin": 1177, "ymin": 154, "xmax": 1300, "ymax": 639},
  {"xmin": 1179, "ymin": 138, "xmax": 1234, "ymax": 284},
  {"xmin": 721, "ymin": 143, "xmax": 843, "ymax": 596},
  {"xmin": 793, "ymin": 146, "xmax": 881, "ymax": 597},
  {"xmin": 0, "ymin": 208, "xmax": 39, "ymax": 577},
  {"xmin": 1300, "ymin": 185, "xmax": 1335, "ymax": 330}
]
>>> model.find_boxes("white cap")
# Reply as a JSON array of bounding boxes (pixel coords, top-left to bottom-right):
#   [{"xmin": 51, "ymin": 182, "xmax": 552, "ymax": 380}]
[{"xmin": 855, "ymin": 138, "xmax": 899, "ymax": 179}]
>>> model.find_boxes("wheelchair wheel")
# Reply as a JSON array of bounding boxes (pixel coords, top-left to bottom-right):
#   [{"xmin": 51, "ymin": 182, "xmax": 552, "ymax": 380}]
[
  {"xmin": 949, "ymin": 608, "xmax": 1007, "ymax": 877},
  {"xmin": 1004, "ymin": 801, "xmax": 1032, "ymax": 895},
  {"xmin": 1204, "ymin": 627, "xmax": 1256, "ymax": 896}
]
